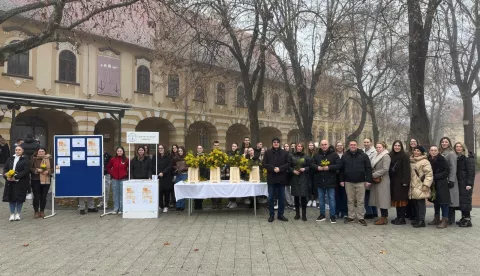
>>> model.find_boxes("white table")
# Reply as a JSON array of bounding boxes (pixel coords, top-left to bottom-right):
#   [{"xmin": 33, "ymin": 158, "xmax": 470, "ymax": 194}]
[{"xmin": 174, "ymin": 180, "xmax": 268, "ymax": 216}]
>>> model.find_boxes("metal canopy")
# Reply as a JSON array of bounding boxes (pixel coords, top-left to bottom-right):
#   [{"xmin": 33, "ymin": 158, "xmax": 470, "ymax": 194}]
[{"xmin": 0, "ymin": 90, "xmax": 131, "ymax": 148}]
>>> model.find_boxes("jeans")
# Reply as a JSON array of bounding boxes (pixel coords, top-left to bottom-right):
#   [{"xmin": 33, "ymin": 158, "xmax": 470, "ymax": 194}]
[
  {"xmin": 268, "ymin": 184, "xmax": 285, "ymax": 217},
  {"xmin": 434, "ymin": 203, "xmax": 449, "ymax": 218},
  {"xmin": 413, "ymin": 199, "xmax": 426, "ymax": 221},
  {"xmin": 9, "ymin": 202, "xmax": 23, "ymax": 214},
  {"xmin": 112, "ymin": 179, "xmax": 125, "ymax": 212},
  {"xmin": 104, "ymin": 174, "xmax": 111, "ymax": 205},
  {"xmin": 318, "ymin": 187, "xmax": 336, "ymax": 217},
  {"xmin": 31, "ymin": 179, "xmax": 50, "ymax": 212},
  {"xmin": 175, "ymin": 173, "xmax": 187, "ymax": 208},
  {"xmin": 364, "ymin": 190, "xmax": 378, "ymax": 216},
  {"xmin": 78, "ymin": 197, "xmax": 95, "ymax": 210}
]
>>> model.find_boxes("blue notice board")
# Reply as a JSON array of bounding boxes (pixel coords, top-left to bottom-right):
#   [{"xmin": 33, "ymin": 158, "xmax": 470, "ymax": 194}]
[{"xmin": 54, "ymin": 135, "xmax": 103, "ymax": 197}]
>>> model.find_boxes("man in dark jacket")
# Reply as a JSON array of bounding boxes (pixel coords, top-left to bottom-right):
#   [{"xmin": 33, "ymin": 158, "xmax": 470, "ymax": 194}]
[
  {"xmin": 311, "ymin": 141, "xmax": 342, "ymax": 223},
  {"xmin": 340, "ymin": 140, "xmax": 372, "ymax": 226},
  {"xmin": 262, "ymin": 137, "xmax": 290, "ymax": 222},
  {"xmin": 21, "ymin": 134, "xmax": 39, "ymax": 159}
]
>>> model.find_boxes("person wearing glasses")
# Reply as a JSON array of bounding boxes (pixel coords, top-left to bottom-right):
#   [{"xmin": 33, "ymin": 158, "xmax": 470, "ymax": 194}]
[
  {"xmin": 262, "ymin": 138, "xmax": 290, "ymax": 223},
  {"xmin": 152, "ymin": 145, "xmax": 173, "ymax": 213}
]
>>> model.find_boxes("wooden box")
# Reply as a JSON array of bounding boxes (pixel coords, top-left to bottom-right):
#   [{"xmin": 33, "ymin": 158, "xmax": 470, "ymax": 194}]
[
  {"xmin": 230, "ymin": 167, "xmax": 241, "ymax": 183},
  {"xmin": 249, "ymin": 166, "xmax": 260, "ymax": 183},
  {"xmin": 210, "ymin": 167, "xmax": 221, "ymax": 183},
  {"xmin": 187, "ymin": 167, "xmax": 200, "ymax": 183}
]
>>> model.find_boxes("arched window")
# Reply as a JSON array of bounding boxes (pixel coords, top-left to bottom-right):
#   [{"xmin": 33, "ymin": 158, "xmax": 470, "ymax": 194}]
[
  {"xmin": 236, "ymin": 86, "xmax": 246, "ymax": 107},
  {"xmin": 216, "ymin": 82, "xmax": 226, "ymax": 105},
  {"xmin": 168, "ymin": 73, "xmax": 179, "ymax": 97},
  {"xmin": 136, "ymin": 65, "xmax": 150, "ymax": 93},
  {"xmin": 272, "ymin": 94, "xmax": 280, "ymax": 112},
  {"xmin": 258, "ymin": 94, "xmax": 265, "ymax": 110},
  {"xmin": 194, "ymin": 86, "xmax": 205, "ymax": 102},
  {"xmin": 7, "ymin": 40, "xmax": 29, "ymax": 76},
  {"xmin": 58, "ymin": 50, "xmax": 76, "ymax": 82}
]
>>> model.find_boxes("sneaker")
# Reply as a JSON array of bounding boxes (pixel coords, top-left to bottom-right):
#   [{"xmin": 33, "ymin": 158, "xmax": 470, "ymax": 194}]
[
  {"xmin": 259, "ymin": 197, "xmax": 268, "ymax": 204},
  {"xmin": 312, "ymin": 200, "xmax": 317, "ymax": 207},
  {"xmin": 163, "ymin": 207, "xmax": 168, "ymax": 213},
  {"xmin": 344, "ymin": 217, "xmax": 355, "ymax": 224},
  {"xmin": 358, "ymin": 219, "xmax": 367, "ymax": 226},
  {"xmin": 244, "ymin": 198, "xmax": 251, "ymax": 205},
  {"xmin": 459, "ymin": 219, "xmax": 472, "ymax": 228},
  {"xmin": 117, "ymin": 211, "xmax": 122, "ymax": 215},
  {"xmin": 229, "ymin": 202, "xmax": 237, "ymax": 209},
  {"xmin": 456, "ymin": 217, "xmax": 466, "ymax": 225},
  {"xmin": 316, "ymin": 215, "xmax": 326, "ymax": 222},
  {"xmin": 330, "ymin": 217, "xmax": 337, "ymax": 224},
  {"xmin": 226, "ymin": 201, "xmax": 232, "ymax": 208},
  {"xmin": 9, "ymin": 214, "xmax": 15, "ymax": 221},
  {"xmin": 14, "ymin": 214, "xmax": 21, "ymax": 221},
  {"xmin": 307, "ymin": 200, "xmax": 312, "ymax": 207},
  {"xmin": 97, "ymin": 202, "xmax": 104, "ymax": 208},
  {"xmin": 26, "ymin": 193, "xmax": 33, "ymax": 200},
  {"xmin": 80, "ymin": 210, "xmax": 86, "ymax": 215},
  {"xmin": 274, "ymin": 204, "xmax": 278, "ymax": 210}
]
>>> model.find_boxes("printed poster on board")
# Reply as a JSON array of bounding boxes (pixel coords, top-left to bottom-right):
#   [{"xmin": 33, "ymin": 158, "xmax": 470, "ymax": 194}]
[
  {"xmin": 86, "ymin": 138, "xmax": 100, "ymax": 156},
  {"xmin": 57, "ymin": 139, "xmax": 70, "ymax": 157}
]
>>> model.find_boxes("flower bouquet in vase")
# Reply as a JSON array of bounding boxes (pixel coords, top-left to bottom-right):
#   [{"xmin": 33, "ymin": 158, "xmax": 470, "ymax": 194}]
[
  {"xmin": 185, "ymin": 151, "xmax": 202, "ymax": 183},
  {"xmin": 205, "ymin": 149, "xmax": 229, "ymax": 183}
]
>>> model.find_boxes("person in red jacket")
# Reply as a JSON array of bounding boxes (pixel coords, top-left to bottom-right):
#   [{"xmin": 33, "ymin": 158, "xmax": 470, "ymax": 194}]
[{"xmin": 107, "ymin": 147, "xmax": 129, "ymax": 214}]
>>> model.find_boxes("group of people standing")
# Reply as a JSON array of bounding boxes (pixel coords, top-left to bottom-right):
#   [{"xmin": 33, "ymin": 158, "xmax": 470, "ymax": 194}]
[{"xmin": 263, "ymin": 137, "xmax": 475, "ymax": 228}]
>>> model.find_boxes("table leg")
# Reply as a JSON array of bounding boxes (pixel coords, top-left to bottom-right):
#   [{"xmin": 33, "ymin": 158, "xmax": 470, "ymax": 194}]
[
  {"xmin": 189, "ymin": 199, "xmax": 192, "ymax": 216},
  {"xmin": 254, "ymin": 196, "xmax": 257, "ymax": 217}
]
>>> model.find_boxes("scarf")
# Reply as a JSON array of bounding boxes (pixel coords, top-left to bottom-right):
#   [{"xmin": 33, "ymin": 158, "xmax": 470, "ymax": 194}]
[
  {"xmin": 371, "ymin": 150, "xmax": 389, "ymax": 169},
  {"xmin": 37, "ymin": 155, "xmax": 52, "ymax": 184}
]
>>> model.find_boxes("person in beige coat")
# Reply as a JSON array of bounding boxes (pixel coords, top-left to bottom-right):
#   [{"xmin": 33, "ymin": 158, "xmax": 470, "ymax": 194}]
[
  {"xmin": 409, "ymin": 146, "xmax": 433, "ymax": 228},
  {"xmin": 369, "ymin": 142, "xmax": 391, "ymax": 225}
]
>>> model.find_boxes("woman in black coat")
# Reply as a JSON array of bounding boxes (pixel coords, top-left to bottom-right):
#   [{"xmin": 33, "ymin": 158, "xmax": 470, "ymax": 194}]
[
  {"xmin": 389, "ymin": 140, "xmax": 411, "ymax": 225},
  {"xmin": 454, "ymin": 142, "xmax": 475, "ymax": 227},
  {"xmin": 289, "ymin": 143, "xmax": 310, "ymax": 221},
  {"xmin": 151, "ymin": 145, "xmax": 173, "ymax": 213},
  {"xmin": 427, "ymin": 146, "xmax": 451, "ymax": 228},
  {"xmin": 3, "ymin": 146, "xmax": 30, "ymax": 221},
  {"xmin": 130, "ymin": 146, "xmax": 152, "ymax": 179}
]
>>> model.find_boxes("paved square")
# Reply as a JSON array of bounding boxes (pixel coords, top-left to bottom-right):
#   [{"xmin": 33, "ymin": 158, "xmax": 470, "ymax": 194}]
[{"xmin": 0, "ymin": 192, "xmax": 479, "ymax": 276}]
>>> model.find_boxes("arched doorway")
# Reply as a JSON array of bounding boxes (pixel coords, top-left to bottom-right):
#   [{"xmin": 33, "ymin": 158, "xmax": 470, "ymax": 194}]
[
  {"xmin": 136, "ymin": 117, "xmax": 176, "ymax": 154},
  {"xmin": 259, "ymin": 127, "xmax": 282, "ymax": 145},
  {"xmin": 226, "ymin": 124, "xmax": 250, "ymax": 148},
  {"xmin": 287, "ymin": 129, "xmax": 305, "ymax": 144},
  {"xmin": 12, "ymin": 108, "xmax": 78, "ymax": 153},
  {"xmin": 185, "ymin": 121, "xmax": 218, "ymax": 152},
  {"xmin": 94, "ymin": 118, "xmax": 118, "ymax": 154}
]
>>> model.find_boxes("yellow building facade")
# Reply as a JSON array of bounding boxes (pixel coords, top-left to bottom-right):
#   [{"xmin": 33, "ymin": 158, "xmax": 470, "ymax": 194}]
[{"xmin": 0, "ymin": 21, "xmax": 370, "ymax": 154}]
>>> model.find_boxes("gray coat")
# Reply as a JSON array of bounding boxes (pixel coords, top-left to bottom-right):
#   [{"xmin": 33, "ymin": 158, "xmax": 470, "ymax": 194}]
[
  {"xmin": 369, "ymin": 152, "xmax": 391, "ymax": 209},
  {"xmin": 442, "ymin": 149, "xmax": 459, "ymax": 207}
]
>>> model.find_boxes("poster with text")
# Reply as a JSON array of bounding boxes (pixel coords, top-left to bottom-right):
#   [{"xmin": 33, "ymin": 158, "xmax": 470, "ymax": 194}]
[
  {"xmin": 57, "ymin": 139, "xmax": 71, "ymax": 157},
  {"xmin": 86, "ymin": 138, "xmax": 100, "ymax": 156},
  {"xmin": 72, "ymin": 138, "xmax": 85, "ymax": 148}
]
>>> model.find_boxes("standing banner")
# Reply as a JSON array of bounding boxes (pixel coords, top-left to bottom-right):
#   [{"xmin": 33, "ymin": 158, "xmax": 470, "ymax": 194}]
[
  {"xmin": 54, "ymin": 135, "xmax": 103, "ymax": 197},
  {"xmin": 123, "ymin": 179, "xmax": 159, "ymax": 219}
]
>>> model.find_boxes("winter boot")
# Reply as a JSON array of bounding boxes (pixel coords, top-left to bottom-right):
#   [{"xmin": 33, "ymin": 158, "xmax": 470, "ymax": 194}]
[
  {"xmin": 448, "ymin": 208, "xmax": 456, "ymax": 225},
  {"xmin": 437, "ymin": 218, "xmax": 448, "ymax": 229},
  {"xmin": 374, "ymin": 217, "xmax": 388, "ymax": 225},
  {"xmin": 294, "ymin": 209, "xmax": 300, "ymax": 220},
  {"xmin": 301, "ymin": 207, "xmax": 307, "ymax": 221},
  {"xmin": 428, "ymin": 215, "xmax": 440, "ymax": 226}
]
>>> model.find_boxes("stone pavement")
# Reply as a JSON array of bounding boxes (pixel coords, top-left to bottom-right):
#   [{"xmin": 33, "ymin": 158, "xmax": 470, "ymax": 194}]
[{"xmin": 0, "ymin": 199, "xmax": 479, "ymax": 276}]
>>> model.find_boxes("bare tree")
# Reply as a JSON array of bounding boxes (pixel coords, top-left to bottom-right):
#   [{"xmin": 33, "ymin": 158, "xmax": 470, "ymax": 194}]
[
  {"xmin": 338, "ymin": 0, "xmax": 401, "ymax": 143},
  {"xmin": 440, "ymin": 0, "xmax": 480, "ymax": 152},
  {"xmin": 159, "ymin": 0, "xmax": 273, "ymax": 143},
  {"xmin": 267, "ymin": 0, "xmax": 348, "ymax": 141},
  {"xmin": 407, "ymin": 0, "xmax": 443, "ymax": 146},
  {"xmin": 0, "ymin": 0, "xmax": 153, "ymax": 63}
]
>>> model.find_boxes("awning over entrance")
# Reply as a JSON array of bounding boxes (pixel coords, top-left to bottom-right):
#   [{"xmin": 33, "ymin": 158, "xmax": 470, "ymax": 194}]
[{"xmin": 0, "ymin": 90, "xmax": 132, "ymax": 147}]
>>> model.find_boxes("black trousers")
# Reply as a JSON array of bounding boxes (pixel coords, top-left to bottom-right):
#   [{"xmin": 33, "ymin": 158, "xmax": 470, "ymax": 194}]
[
  {"xmin": 396, "ymin": 206, "xmax": 407, "ymax": 219},
  {"xmin": 413, "ymin": 199, "xmax": 426, "ymax": 221},
  {"xmin": 159, "ymin": 187, "xmax": 172, "ymax": 209},
  {"xmin": 31, "ymin": 179, "xmax": 50, "ymax": 212},
  {"xmin": 294, "ymin": 196, "xmax": 307, "ymax": 209}
]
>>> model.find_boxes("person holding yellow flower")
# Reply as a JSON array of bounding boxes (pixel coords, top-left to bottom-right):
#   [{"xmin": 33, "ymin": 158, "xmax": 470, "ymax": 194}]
[
  {"xmin": 289, "ymin": 142, "xmax": 310, "ymax": 221},
  {"xmin": 30, "ymin": 147, "xmax": 53, "ymax": 218},
  {"xmin": 3, "ymin": 146, "xmax": 30, "ymax": 221}
]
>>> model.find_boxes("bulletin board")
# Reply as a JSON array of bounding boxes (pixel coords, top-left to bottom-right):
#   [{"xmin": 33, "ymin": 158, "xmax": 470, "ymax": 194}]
[{"xmin": 54, "ymin": 135, "xmax": 103, "ymax": 197}]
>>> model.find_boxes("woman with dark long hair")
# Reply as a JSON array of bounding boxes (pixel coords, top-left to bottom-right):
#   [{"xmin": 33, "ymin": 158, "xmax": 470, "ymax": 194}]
[
  {"xmin": 3, "ymin": 146, "xmax": 30, "ymax": 221},
  {"xmin": 107, "ymin": 146, "xmax": 129, "ymax": 214},
  {"xmin": 30, "ymin": 147, "xmax": 53, "ymax": 218},
  {"xmin": 454, "ymin": 142, "xmax": 475, "ymax": 227},
  {"xmin": 152, "ymin": 144, "xmax": 173, "ymax": 213},
  {"xmin": 130, "ymin": 146, "xmax": 152, "ymax": 179},
  {"xmin": 389, "ymin": 140, "xmax": 411, "ymax": 225},
  {"xmin": 427, "ymin": 146, "xmax": 451, "ymax": 228},
  {"xmin": 173, "ymin": 146, "xmax": 188, "ymax": 211}
]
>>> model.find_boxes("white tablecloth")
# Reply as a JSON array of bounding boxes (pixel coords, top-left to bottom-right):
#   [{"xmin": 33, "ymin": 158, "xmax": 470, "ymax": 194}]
[{"xmin": 174, "ymin": 181, "xmax": 268, "ymax": 200}]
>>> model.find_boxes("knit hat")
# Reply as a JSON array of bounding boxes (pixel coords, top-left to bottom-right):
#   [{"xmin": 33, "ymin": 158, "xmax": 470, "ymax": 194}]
[
  {"xmin": 272, "ymin": 137, "xmax": 280, "ymax": 143},
  {"xmin": 414, "ymin": 145, "xmax": 425, "ymax": 154}
]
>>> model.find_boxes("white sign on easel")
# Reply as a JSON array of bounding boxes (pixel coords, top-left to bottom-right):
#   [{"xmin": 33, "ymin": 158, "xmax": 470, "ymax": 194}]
[
  {"xmin": 126, "ymin": 132, "xmax": 159, "ymax": 144},
  {"xmin": 123, "ymin": 179, "xmax": 159, "ymax": 219}
]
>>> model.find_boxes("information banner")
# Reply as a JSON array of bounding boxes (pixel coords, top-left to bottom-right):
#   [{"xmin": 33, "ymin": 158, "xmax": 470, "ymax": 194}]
[
  {"xmin": 126, "ymin": 132, "xmax": 159, "ymax": 144},
  {"xmin": 122, "ymin": 180, "xmax": 159, "ymax": 219}
]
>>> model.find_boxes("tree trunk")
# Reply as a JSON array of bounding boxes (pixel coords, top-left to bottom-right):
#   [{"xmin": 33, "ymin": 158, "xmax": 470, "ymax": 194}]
[
  {"xmin": 367, "ymin": 98, "xmax": 380, "ymax": 143},
  {"xmin": 462, "ymin": 94, "xmax": 475, "ymax": 153},
  {"xmin": 347, "ymin": 99, "xmax": 368, "ymax": 143},
  {"xmin": 247, "ymin": 101, "xmax": 261, "ymax": 144},
  {"xmin": 302, "ymin": 115, "xmax": 314, "ymax": 143}
]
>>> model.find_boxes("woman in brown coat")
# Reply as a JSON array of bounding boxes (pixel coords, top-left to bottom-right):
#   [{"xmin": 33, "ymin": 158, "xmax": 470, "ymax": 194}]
[
  {"xmin": 409, "ymin": 146, "xmax": 433, "ymax": 228},
  {"xmin": 389, "ymin": 141, "xmax": 411, "ymax": 225},
  {"xmin": 30, "ymin": 147, "xmax": 53, "ymax": 218}
]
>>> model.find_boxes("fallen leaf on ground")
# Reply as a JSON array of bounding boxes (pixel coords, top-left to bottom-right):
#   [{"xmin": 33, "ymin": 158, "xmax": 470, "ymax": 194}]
[
  {"xmin": 23, "ymin": 243, "xmax": 29, "ymax": 247},
  {"xmin": 379, "ymin": 250, "xmax": 387, "ymax": 255},
  {"xmin": 194, "ymin": 248, "xmax": 199, "ymax": 252},
  {"xmin": 164, "ymin": 242, "xmax": 171, "ymax": 246}
]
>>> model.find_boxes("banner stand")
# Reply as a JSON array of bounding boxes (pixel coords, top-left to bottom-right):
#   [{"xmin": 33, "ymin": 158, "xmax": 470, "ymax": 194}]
[{"xmin": 43, "ymin": 175, "xmax": 57, "ymax": 219}]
